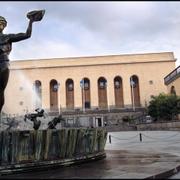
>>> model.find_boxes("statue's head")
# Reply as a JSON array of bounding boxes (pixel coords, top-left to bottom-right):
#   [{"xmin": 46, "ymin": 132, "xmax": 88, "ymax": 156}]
[{"xmin": 0, "ymin": 16, "xmax": 7, "ymax": 30}]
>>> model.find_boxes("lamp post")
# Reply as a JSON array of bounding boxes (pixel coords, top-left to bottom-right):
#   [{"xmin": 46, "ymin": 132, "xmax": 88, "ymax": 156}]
[
  {"xmin": 80, "ymin": 79, "xmax": 85, "ymax": 113},
  {"xmin": 130, "ymin": 77, "xmax": 135, "ymax": 111},
  {"xmin": 54, "ymin": 82, "xmax": 60, "ymax": 114}
]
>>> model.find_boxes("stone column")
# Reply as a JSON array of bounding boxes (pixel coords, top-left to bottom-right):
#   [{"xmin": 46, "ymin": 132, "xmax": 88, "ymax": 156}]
[
  {"xmin": 106, "ymin": 76, "xmax": 115, "ymax": 109},
  {"xmin": 58, "ymin": 79, "xmax": 66, "ymax": 110},
  {"xmin": 74, "ymin": 79, "xmax": 82, "ymax": 109},
  {"xmin": 90, "ymin": 78, "xmax": 99, "ymax": 108},
  {"xmin": 123, "ymin": 75, "xmax": 132, "ymax": 108}
]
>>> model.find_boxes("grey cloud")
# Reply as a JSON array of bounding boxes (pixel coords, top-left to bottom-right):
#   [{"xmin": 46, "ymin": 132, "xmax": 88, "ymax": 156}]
[
  {"xmin": 3, "ymin": 2, "xmax": 180, "ymax": 42},
  {"xmin": 0, "ymin": 1, "xmax": 180, "ymax": 66}
]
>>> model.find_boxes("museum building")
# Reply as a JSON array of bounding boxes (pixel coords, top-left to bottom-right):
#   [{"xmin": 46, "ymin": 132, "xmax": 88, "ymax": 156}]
[{"xmin": 3, "ymin": 51, "xmax": 176, "ymax": 115}]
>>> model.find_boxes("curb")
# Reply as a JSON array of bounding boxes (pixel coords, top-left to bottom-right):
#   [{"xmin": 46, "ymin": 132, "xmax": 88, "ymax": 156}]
[
  {"xmin": 145, "ymin": 165, "xmax": 180, "ymax": 179},
  {"xmin": 0, "ymin": 152, "xmax": 106, "ymax": 176}
]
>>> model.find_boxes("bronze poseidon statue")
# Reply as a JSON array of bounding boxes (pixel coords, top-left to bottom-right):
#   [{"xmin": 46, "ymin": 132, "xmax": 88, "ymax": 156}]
[{"xmin": 0, "ymin": 10, "xmax": 45, "ymax": 114}]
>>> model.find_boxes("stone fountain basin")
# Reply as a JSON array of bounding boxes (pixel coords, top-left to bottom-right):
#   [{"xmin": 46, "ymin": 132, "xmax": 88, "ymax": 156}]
[{"xmin": 0, "ymin": 128, "xmax": 107, "ymax": 175}]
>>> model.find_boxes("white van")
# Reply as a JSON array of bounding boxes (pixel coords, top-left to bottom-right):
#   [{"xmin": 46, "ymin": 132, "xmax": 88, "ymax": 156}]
[{"xmin": 145, "ymin": 115, "xmax": 152, "ymax": 123}]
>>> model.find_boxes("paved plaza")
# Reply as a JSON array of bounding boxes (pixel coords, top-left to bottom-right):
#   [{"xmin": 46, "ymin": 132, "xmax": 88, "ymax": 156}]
[
  {"xmin": 106, "ymin": 131, "xmax": 180, "ymax": 179},
  {"xmin": 2, "ymin": 130, "xmax": 180, "ymax": 179},
  {"xmin": 106, "ymin": 131, "xmax": 180, "ymax": 157}
]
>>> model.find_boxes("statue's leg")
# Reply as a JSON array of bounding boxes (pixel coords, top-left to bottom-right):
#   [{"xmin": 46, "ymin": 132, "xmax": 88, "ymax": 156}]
[{"xmin": 0, "ymin": 68, "xmax": 10, "ymax": 113}]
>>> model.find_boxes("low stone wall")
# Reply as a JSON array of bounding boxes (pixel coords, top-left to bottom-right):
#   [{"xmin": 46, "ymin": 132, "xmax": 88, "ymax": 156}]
[
  {"xmin": 137, "ymin": 121, "xmax": 180, "ymax": 131},
  {"xmin": 0, "ymin": 128, "xmax": 107, "ymax": 175},
  {"xmin": 105, "ymin": 124, "xmax": 137, "ymax": 132}
]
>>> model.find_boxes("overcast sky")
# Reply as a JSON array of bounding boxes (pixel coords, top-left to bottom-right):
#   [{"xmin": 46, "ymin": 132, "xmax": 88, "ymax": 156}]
[{"xmin": 1, "ymin": 1, "xmax": 180, "ymax": 67}]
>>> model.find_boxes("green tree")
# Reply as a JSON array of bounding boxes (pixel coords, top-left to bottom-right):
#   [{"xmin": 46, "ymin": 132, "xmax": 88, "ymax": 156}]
[{"xmin": 148, "ymin": 93, "xmax": 180, "ymax": 121}]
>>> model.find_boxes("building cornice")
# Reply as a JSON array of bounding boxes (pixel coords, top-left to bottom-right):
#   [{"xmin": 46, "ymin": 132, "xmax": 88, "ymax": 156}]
[
  {"xmin": 10, "ymin": 59, "xmax": 176, "ymax": 71},
  {"xmin": 9, "ymin": 52, "xmax": 176, "ymax": 70}
]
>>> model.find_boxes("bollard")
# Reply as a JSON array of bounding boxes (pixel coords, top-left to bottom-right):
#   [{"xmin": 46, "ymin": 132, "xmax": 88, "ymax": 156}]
[
  {"xmin": 139, "ymin": 133, "xmax": 142, "ymax": 142},
  {"xmin": 109, "ymin": 134, "xmax": 111, "ymax": 144}
]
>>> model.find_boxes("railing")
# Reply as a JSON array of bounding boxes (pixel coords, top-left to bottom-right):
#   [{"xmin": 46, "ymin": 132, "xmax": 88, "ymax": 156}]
[{"xmin": 164, "ymin": 65, "xmax": 180, "ymax": 85}]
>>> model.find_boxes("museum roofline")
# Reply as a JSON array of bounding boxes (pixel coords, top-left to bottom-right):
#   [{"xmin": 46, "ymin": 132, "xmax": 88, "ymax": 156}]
[
  {"xmin": 12, "ymin": 51, "xmax": 175, "ymax": 62},
  {"xmin": 10, "ymin": 51, "xmax": 176, "ymax": 70}
]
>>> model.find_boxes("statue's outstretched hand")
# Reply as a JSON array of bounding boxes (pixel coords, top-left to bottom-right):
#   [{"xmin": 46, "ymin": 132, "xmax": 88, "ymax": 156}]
[{"xmin": 27, "ymin": 10, "xmax": 45, "ymax": 22}]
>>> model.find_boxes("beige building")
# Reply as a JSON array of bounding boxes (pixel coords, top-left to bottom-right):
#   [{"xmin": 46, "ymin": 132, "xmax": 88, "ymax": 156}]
[
  {"xmin": 164, "ymin": 65, "xmax": 180, "ymax": 96},
  {"xmin": 3, "ymin": 52, "xmax": 176, "ymax": 116}
]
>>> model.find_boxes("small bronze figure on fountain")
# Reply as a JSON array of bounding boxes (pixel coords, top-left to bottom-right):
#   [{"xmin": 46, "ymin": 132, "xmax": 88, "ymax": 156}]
[
  {"xmin": 47, "ymin": 115, "xmax": 65, "ymax": 129},
  {"xmin": 24, "ymin": 108, "xmax": 45, "ymax": 130},
  {"xmin": 0, "ymin": 10, "xmax": 45, "ymax": 114},
  {"xmin": 24, "ymin": 108, "xmax": 65, "ymax": 130}
]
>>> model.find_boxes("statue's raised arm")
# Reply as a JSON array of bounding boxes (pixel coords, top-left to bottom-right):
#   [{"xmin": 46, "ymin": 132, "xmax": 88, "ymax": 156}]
[{"xmin": 8, "ymin": 10, "xmax": 45, "ymax": 42}]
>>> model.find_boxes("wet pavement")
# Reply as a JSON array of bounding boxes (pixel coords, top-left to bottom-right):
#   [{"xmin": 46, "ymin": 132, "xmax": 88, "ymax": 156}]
[
  {"xmin": 169, "ymin": 171, "xmax": 180, "ymax": 179},
  {"xmin": 2, "ymin": 131, "xmax": 180, "ymax": 179}
]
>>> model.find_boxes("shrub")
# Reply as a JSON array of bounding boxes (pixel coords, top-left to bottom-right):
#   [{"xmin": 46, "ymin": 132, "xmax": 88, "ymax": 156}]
[{"xmin": 148, "ymin": 93, "xmax": 180, "ymax": 121}]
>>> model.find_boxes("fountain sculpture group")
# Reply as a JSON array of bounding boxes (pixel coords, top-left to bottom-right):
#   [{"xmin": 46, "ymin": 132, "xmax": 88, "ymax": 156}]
[{"xmin": 0, "ymin": 10, "xmax": 107, "ymax": 175}]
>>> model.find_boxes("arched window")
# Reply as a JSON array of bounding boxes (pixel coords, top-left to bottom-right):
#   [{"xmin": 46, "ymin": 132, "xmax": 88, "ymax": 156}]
[
  {"xmin": 50, "ymin": 79, "xmax": 58, "ymax": 111},
  {"xmin": 66, "ymin": 79, "xmax": 74, "ymax": 109},
  {"xmin": 98, "ymin": 77, "xmax": 107, "ymax": 108},
  {"xmin": 81, "ymin": 78, "xmax": 91, "ymax": 109},
  {"xmin": 114, "ymin": 76, "xmax": 124, "ymax": 107},
  {"xmin": 130, "ymin": 75, "xmax": 140, "ymax": 107}
]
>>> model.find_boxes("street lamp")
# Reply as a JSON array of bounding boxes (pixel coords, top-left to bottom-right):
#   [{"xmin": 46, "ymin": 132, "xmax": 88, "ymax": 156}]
[
  {"xmin": 55, "ymin": 82, "xmax": 61, "ymax": 114},
  {"xmin": 53, "ymin": 82, "xmax": 60, "ymax": 92},
  {"xmin": 80, "ymin": 79, "xmax": 85, "ymax": 113},
  {"xmin": 130, "ymin": 77, "xmax": 135, "ymax": 111}
]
